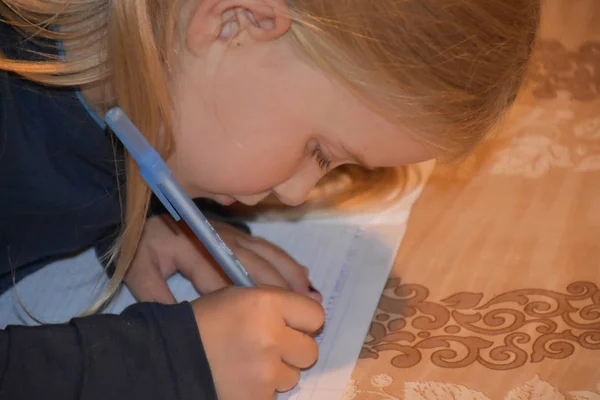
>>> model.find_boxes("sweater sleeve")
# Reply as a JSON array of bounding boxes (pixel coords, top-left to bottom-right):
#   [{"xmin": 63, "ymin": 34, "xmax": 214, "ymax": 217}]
[{"xmin": 0, "ymin": 302, "xmax": 217, "ymax": 400}]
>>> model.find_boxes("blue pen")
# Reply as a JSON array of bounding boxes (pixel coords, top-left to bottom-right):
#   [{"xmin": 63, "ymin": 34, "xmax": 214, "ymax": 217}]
[{"xmin": 104, "ymin": 107, "xmax": 256, "ymax": 288}]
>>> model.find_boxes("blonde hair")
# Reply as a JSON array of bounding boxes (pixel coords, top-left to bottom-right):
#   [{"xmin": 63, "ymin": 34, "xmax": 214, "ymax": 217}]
[{"xmin": 0, "ymin": 0, "xmax": 540, "ymax": 311}]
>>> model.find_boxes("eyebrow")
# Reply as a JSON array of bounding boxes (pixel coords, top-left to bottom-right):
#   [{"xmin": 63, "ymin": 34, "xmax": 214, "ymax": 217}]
[{"xmin": 341, "ymin": 143, "xmax": 375, "ymax": 171}]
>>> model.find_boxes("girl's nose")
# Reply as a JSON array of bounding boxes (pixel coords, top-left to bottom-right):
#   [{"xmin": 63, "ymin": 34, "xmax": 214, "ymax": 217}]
[{"xmin": 273, "ymin": 169, "xmax": 322, "ymax": 207}]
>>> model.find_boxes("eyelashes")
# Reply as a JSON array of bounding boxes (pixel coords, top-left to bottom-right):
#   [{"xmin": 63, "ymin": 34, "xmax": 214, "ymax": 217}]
[{"xmin": 311, "ymin": 144, "xmax": 332, "ymax": 171}]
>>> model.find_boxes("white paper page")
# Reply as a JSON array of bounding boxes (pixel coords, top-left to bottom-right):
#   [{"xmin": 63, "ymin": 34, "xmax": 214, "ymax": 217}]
[{"xmin": 274, "ymin": 223, "xmax": 406, "ymax": 400}]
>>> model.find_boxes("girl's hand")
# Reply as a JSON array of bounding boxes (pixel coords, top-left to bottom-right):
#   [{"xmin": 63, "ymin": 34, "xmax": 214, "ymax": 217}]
[
  {"xmin": 192, "ymin": 286, "xmax": 325, "ymax": 399},
  {"xmin": 125, "ymin": 215, "xmax": 321, "ymax": 303}
]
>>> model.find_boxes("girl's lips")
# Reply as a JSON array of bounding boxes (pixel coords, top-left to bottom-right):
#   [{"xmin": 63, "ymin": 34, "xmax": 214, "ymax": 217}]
[{"xmin": 218, "ymin": 196, "xmax": 237, "ymax": 206}]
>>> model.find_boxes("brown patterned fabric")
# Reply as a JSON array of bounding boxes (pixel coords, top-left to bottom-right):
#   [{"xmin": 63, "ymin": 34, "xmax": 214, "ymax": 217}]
[
  {"xmin": 346, "ymin": 1, "xmax": 600, "ymax": 398},
  {"xmin": 360, "ymin": 280, "xmax": 600, "ymax": 371}
]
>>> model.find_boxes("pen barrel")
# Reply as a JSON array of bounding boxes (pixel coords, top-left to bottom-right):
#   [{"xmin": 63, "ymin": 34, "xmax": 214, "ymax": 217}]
[{"xmin": 159, "ymin": 178, "xmax": 256, "ymax": 287}]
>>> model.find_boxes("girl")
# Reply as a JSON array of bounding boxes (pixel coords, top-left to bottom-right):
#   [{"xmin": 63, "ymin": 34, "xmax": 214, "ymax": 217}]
[{"xmin": 0, "ymin": 0, "xmax": 540, "ymax": 399}]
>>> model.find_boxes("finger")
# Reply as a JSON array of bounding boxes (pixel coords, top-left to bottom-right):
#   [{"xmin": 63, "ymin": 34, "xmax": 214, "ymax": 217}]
[
  {"xmin": 238, "ymin": 237, "xmax": 310, "ymax": 293},
  {"xmin": 233, "ymin": 246, "xmax": 290, "ymax": 289},
  {"xmin": 172, "ymin": 238, "xmax": 230, "ymax": 294},
  {"xmin": 126, "ymin": 248, "xmax": 177, "ymax": 304},
  {"xmin": 278, "ymin": 291, "xmax": 325, "ymax": 334},
  {"xmin": 276, "ymin": 363, "xmax": 301, "ymax": 393},
  {"xmin": 281, "ymin": 328, "xmax": 319, "ymax": 369}
]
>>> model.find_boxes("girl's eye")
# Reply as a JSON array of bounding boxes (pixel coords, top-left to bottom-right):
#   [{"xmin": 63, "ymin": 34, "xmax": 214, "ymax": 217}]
[{"xmin": 311, "ymin": 144, "xmax": 332, "ymax": 171}]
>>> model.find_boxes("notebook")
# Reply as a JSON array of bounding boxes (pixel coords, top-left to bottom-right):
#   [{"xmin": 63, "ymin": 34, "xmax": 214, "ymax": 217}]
[{"xmin": 0, "ymin": 160, "xmax": 435, "ymax": 400}]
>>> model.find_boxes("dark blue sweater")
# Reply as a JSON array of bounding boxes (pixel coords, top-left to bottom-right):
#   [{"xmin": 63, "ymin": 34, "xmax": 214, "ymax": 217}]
[
  {"xmin": 0, "ymin": 23, "xmax": 221, "ymax": 399},
  {"xmin": 0, "ymin": 35, "xmax": 125, "ymax": 291}
]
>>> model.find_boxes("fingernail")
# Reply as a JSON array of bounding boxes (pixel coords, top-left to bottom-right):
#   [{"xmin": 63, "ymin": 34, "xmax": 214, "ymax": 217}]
[{"xmin": 308, "ymin": 285, "xmax": 322, "ymax": 303}]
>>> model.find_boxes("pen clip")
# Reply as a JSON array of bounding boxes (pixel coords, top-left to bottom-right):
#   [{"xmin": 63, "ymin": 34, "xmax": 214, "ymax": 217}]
[{"xmin": 140, "ymin": 166, "xmax": 181, "ymax": 222}]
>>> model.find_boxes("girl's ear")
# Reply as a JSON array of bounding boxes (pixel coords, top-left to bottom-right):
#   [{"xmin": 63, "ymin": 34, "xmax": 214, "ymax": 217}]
[{"xmin": 185, "ymin": 0, "xmax": 291, "ymax": 55}]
